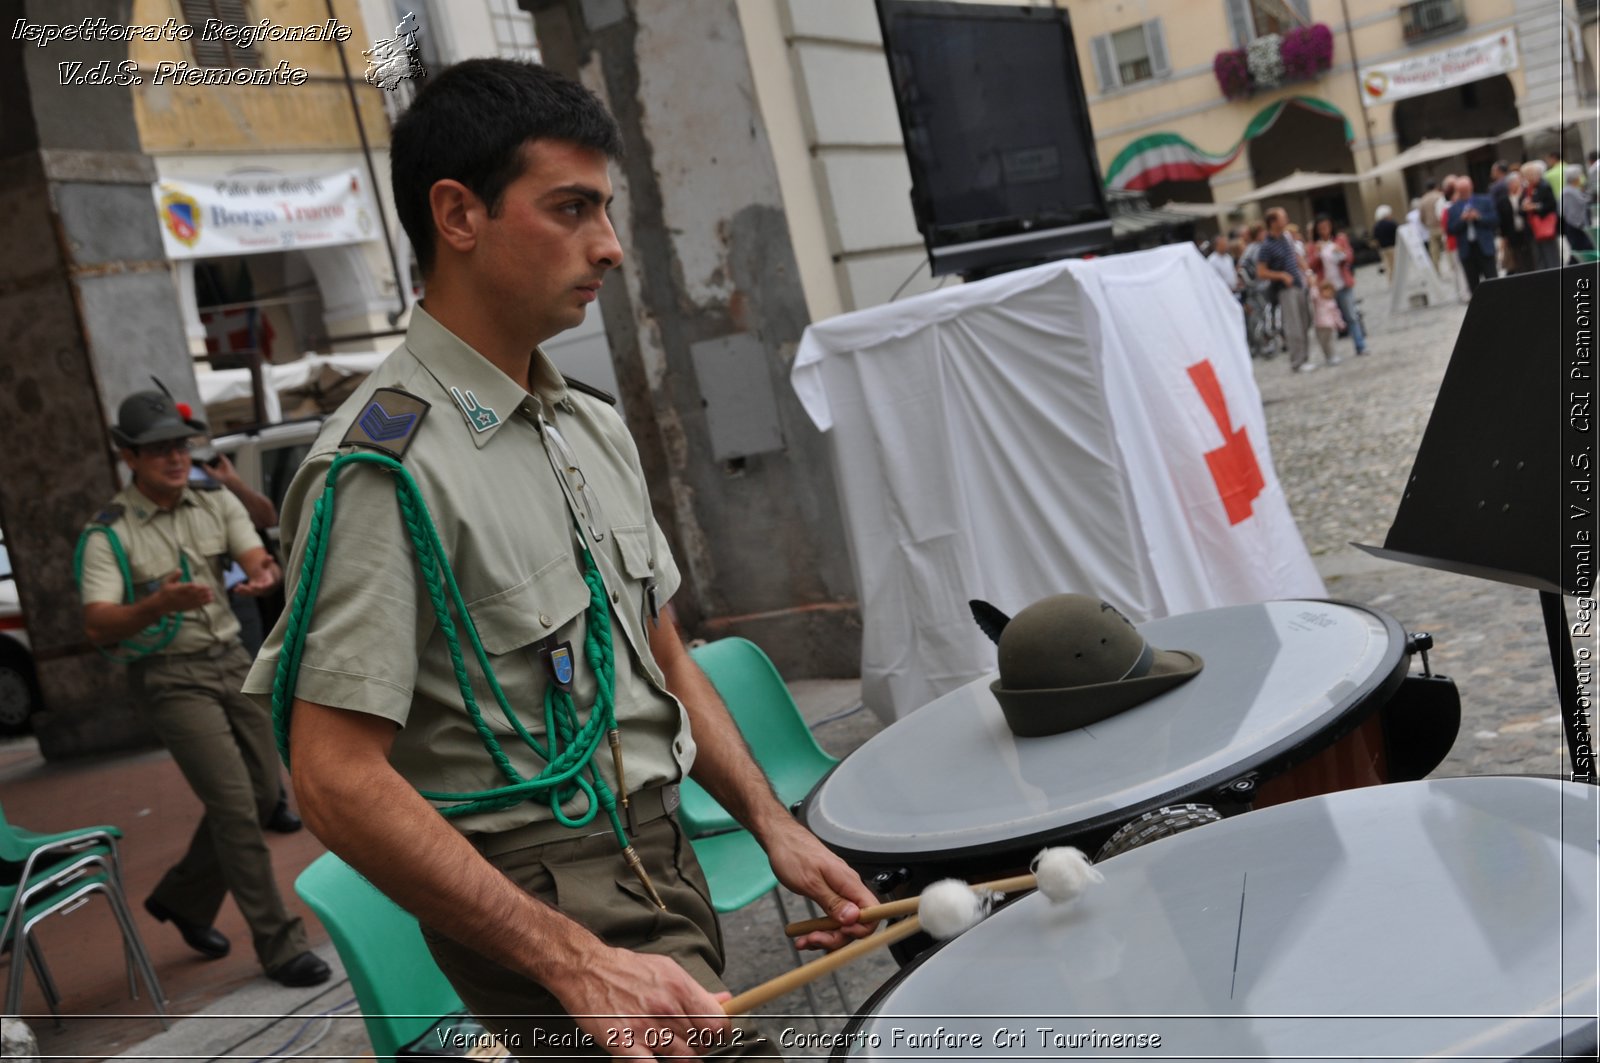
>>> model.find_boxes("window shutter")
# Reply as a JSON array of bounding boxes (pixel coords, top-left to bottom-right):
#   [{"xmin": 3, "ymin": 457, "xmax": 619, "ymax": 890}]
[
  {"xmin": 1225, "ymin": 0, "xmax": 1255, "ymax": 46},
  {"xmin": 1146, "ymin": 20, "xmax": 1171, "ymax": 78},
  {"xmin": 180, "ymin": 0, "xmax": 261, "ymax": 68},
  {"xmin": 1091, "ymin": 33, "xmax": 1118, "ymax": 92},
  {"xmin": 1288, "ymin": 0, "xmax": 1312, "ymax": 25}
]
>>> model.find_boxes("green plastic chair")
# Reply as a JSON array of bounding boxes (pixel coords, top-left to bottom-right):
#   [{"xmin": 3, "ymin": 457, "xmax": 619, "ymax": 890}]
[
  {"xmin": 678, "ymin": 638, "xmax": 840, "ymax": 838},
  {"xmin": 2, "ymin": 851, "xmax": 166, "ymax": 1024},
  {"xmin": 678, "ymin": 638, "xmax": 849, "ymax": 1012},
  {"xmin": 687, "ymin": 829, "xmax": 780, "ymax": 912},
  {"xmin": 0, "ymin": 803, "xmax": 160, "ymax": 1025},
  {"xmin": 295, "ymin": 851, "xmax": 489, "ymax": 1062}
]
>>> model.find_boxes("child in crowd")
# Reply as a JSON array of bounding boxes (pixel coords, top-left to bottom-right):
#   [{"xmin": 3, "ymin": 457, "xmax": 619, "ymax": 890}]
[{"xmin": 1312, "ymin": 279, "xmax": 1345, "ymax": 367}]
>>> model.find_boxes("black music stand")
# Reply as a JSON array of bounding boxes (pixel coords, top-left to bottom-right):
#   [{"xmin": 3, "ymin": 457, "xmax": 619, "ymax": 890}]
[{"xmin": 1356, "ymin": 265, "xmax": 1596, "ymax": 781}]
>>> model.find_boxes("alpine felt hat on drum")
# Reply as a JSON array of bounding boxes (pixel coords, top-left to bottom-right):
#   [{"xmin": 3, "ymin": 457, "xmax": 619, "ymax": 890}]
[
  {"xmin": 986, "ymin": 594, "xmax": 1204, "ymax": 738},
  {"xmin": 110, "ymin": 388, "xmax": 207, "ymax": 449}
]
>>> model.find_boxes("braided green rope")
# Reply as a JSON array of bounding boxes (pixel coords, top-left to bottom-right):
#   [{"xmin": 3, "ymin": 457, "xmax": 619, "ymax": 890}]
[
  {"xmin": 271, "ymin": 451, "xmax": 629, "ymax": 846},
  {"xmin": 72, "ymin": 524, "xmax": 190, "ymax": 662}
]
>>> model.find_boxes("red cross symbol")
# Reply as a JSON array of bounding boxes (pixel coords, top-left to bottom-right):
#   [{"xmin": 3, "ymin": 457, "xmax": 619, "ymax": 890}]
[{"xmin": 1187, "ymin": 360, "xmax": 1264, "ymax": 525}]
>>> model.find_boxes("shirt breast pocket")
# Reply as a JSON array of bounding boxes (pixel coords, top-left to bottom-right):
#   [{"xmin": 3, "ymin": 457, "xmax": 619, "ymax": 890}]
[
  {"xmin": 611, "ymin": 525, "xmax": 656, "ymax": 581},
  {"xmin": 466, "ymin": 554, "xmax": 593, "ymax": 656}
]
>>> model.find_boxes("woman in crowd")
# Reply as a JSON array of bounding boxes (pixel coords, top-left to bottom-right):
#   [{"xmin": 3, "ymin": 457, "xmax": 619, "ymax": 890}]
[
  {"xmin": 1562, "ymin": 167, "xmax": 1595, "ymax": 263},
  {"xmin": 1494, "ymin": 167, "xmax": 1531, "ymax": 276},
  {"xmin": 1308, "ymin": 215, "xmax": 1369, "ymax": 356},
  {"xmin": 1372, "ymin": 205, "xmax": 1397, "ymax": 283},
  {"xmin": 1521, "ymin": 160, "xmax": 1562, "ymax": 272}
]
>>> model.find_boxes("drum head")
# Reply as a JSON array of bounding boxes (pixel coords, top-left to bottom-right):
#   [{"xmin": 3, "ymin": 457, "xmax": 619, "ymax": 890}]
[
  {"xmin": 805, "ymin": 601, "xmax": 1406, "ymax": 866},
  {"xmin": 840, "ymin": 777, "xmax": 1599, "ymax": 1061}
]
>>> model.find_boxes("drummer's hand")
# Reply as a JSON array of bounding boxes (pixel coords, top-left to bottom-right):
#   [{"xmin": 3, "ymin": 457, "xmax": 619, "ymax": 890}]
[
  {"xmin": 559, "ymin": 945, "xmax": 734, "ymax": 1059},
  {"xmin": 762, "ymin": 819, "xmax": 880, "ymax": 951}
]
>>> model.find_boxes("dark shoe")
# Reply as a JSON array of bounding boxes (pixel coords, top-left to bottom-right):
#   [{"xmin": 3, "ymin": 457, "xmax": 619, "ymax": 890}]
[
  {"xmin": 265, "ymin": 795, "xmax": 303, "ymax": 834},
  {"xmin": 267, "ymin": 950, "xmax": 331, "ymax": 987},
  {"xmin": 144, "ymin": 897, "xmax": 230, "ymax": 959}
]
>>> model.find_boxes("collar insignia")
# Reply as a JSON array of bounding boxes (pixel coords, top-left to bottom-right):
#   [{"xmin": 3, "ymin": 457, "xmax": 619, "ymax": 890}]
[{"xmin": 450, "ymin": 386, "xmax": 501, "ymax": 433}]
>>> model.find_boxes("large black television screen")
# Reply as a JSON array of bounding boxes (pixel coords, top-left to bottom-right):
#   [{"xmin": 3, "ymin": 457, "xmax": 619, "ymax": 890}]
[{"xmin": 877, "ymin": 0, "xmax": 1112, "ymax": 276}]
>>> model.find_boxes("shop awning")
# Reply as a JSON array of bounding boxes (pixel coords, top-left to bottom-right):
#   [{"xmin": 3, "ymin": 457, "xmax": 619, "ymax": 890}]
[
  {"xmin": 1355, "ymin": 137, "xmax": 1494, "ymax": 179},
  {"xmin": 1227, "ymin": 170, "xmax": 1362, "ymax": 204},
  {"xmin": 1157, "ymin": 201, "xmax": 1239, "ymax": 218},
  {"xmin": 1497, "ymin": 107, "xmax": 1599, "ymax": 142}
]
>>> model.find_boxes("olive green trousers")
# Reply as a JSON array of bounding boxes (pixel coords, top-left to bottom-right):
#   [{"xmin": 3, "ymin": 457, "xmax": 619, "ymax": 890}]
[
  {"xmin": 135, "ymin": 642, "xmax": 307, "ymax": 970},
  {"xmin": 423, "ymin": 806, "xmax": 776, "ymax": 1060}
]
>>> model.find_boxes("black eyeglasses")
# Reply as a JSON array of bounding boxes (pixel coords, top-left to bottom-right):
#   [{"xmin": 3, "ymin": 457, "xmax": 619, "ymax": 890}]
[{"xmin": 137, "ymin": 439, "xmax": 192, "ymax": 457}]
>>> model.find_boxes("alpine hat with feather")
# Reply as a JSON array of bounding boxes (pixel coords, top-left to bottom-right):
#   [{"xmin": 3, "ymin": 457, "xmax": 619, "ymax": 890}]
[{"xmin": 973, "ymin": 594, "xmax": 1203, "ymax": 738}]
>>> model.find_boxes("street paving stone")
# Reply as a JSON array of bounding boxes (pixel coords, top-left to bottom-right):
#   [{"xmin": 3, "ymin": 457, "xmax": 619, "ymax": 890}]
[{"xmin": 1255, "ymin": 265, "xmax": 1571, "ymax": 779}]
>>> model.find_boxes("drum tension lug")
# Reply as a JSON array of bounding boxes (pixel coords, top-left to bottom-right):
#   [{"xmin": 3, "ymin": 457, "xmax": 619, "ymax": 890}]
[
  {"xmin": 1220, "ymin": 773, "xmax": 1259, "ymax": 799},
  {"xmin": 870, "ymin": 867, "xmax": 911, "ymax": 895},
  {"xmin": 1405, "ymin": 632, "xmax": 1435, "ymax": 677}
]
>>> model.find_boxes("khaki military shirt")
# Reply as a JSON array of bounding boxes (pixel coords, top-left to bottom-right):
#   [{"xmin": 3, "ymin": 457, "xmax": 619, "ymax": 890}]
[
  {"xmin": 244, "ymin": 305, "xmax": 693, "ymax": 835},
  {"xmin": 79, "ymin": 482, "xmax": 262, "ymax": 654}
]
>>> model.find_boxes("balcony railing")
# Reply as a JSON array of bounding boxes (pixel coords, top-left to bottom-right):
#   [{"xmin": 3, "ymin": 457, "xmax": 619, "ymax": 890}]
[{"xmin": 1401, "ymin": 0, "xmax": 1467, "ymax": 45}]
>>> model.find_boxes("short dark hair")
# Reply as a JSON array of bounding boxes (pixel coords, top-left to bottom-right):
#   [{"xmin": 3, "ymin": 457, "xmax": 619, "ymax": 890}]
[{"xmin": 390, "ymin": 59, "xmax": 623, "ymax": 276}]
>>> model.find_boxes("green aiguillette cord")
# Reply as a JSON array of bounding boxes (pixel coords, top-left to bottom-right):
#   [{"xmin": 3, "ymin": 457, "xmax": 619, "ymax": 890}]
[
  {"xmin": 271, "ymin": 451, "xmax": 664, "ymax": 906},
  {"xmin": 72, "ymin": 525, "xmax": 190, "ymax": 662}
]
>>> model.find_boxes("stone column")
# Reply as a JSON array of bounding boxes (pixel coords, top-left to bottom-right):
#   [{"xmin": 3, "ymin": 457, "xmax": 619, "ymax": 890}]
[
  {"xmin": 524, "ymin": 0, "xmax": 861, "ymax": 677},
  {"xmin": 0, "ymin": 0, "xmax": 198, "ymax": 757}
]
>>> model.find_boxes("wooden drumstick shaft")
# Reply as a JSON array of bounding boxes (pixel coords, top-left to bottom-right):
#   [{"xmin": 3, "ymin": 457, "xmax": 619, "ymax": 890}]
[
  {"xmin": 783, "ymin": 873, "xmax": 1037, "ymax": 937},
  {"xmin": 722, "ymin": 915, "xmax": 924, "ymax": 1016}
]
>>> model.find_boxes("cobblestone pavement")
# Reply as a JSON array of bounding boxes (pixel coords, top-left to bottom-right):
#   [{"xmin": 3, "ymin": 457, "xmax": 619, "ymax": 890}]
[{"xmin": 1254, "ymin": 264, "xmax": 1569, "ymax": 778}]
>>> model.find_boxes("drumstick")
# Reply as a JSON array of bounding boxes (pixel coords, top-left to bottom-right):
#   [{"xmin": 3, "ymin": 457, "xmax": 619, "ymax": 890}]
[
  {"xmin": 722, "ymin": 915, "xmax": 924, "ymax": 1015},
  {"xmin": 782, "ymin": 873, "xmax": 1035, "ymax": 937},
  {"xmin": 784, "ymin": 847, "xmax": 1102, "ymax": 937}
]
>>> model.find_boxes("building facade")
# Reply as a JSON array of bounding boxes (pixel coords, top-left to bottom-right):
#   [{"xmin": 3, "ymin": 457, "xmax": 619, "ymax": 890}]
[{"xmin": 738, "ymin": 0, "xmax": 1596, "ymax": 324}]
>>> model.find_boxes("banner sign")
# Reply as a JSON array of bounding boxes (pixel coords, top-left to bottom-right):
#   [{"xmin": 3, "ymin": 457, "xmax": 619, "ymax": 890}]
[
  {"xmin": 153, "ymin": 169, "xmax": 379, "ymax": 258},
  {"xmin": 1358, "ymin": 29, "xmax": 1519, "ymax": 108}
]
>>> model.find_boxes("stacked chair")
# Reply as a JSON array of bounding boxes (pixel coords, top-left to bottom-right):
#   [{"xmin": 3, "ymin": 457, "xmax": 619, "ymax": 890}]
[
  {"xmin": 680, "ymin": 637, "xmax": 849, "ymax": 1015},
  {"xmin": 0, "ymin": 803, "xmax": 166, "ymax": 1026}
]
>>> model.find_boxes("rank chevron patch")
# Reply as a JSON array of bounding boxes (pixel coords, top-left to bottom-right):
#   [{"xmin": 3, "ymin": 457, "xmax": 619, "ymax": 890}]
[{"xmin": 341, "ymin": 387, "xmax": 430, "ymax": 459}]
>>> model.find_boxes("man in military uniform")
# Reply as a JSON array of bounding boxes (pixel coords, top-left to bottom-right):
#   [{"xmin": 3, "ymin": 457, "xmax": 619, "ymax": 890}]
[
  {"xmin": 245, "ymin": 59, "xmax": 875, "ymax": 1057},
  {"xmin": 79, "ymin": 390, "xmax": 329, "ymax": 988}
]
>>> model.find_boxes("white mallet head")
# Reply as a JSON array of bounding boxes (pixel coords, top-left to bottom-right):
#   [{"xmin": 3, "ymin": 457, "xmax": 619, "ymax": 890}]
[
  {"xmin": 1031, "ymin": 846, "xmax": 1103, "ymax": 904},
  {"xmin": 918, "ymin": 878, "xmax": 989, "ymax": 940}
]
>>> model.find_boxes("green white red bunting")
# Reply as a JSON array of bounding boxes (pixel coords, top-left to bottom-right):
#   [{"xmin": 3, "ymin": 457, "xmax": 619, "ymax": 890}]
[{"xmin": 1105, "ymin": 96, "xmax": 1353, "ymax": 192}]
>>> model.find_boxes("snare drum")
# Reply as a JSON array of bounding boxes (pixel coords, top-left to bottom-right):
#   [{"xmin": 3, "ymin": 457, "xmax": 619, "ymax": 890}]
[
  {"xmin": 803, "ymin": 600, "xmax": 1451, "ymax": 892},
  {"xmin": 836, "ymin": 776, "xmax": 1599, "ymax": 1061}
]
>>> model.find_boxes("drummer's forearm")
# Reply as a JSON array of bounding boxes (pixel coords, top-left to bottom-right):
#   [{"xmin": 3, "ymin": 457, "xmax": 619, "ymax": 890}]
[{"xmin": 648, "ymin": 618, "xmax": 792, "ymax": 838}]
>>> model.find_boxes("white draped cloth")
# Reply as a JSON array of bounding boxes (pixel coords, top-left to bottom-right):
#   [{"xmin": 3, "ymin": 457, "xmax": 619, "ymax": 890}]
[{"xmin": 793, "ymin": 245, "xmax": 1324, "ymax": 721}]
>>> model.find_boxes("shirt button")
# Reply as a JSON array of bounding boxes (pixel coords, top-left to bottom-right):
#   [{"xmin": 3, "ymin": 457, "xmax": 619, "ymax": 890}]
[
  {"xmin": 539, "ymin": 613, "xmax": 553, "ymax": 627},
  {"xmin": 611, "ymin": 590, "xmax": 620, "ymax": 603}
]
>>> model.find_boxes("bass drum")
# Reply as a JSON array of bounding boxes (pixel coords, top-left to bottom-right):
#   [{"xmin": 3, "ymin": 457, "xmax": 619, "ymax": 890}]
[{"xmin": 835, "ymin": 777, "xmax": 1598, "ymax": 1062}]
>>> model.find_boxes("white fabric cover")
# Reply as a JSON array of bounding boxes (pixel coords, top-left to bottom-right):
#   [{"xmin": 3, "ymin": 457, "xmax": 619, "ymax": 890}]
[{"xmin": 792, "ymin": 245, "xmax": 1324, "ymax": 721}]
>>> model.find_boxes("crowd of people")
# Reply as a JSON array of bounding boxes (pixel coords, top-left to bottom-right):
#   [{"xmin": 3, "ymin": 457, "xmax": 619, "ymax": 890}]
[
  {"xmin": 1406, "ymin": 149, "xmax": 1597, "ymax": 298},
  {"xmin": 1204, "ymin": 148, "xmax": 1597, "ymax": 374},
  {"xmin": 1208, "ymin": 207, "xmax": 1370, "ymax": 373}
]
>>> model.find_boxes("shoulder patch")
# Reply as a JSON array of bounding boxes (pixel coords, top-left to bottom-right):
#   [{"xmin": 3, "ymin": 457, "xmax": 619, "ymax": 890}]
[
  {"xmin": 91, "ymin": 503, "xmax": 124, "ymax": 526},
  {"xmin": 342, "ymin": 387, "xmax": 431, "ymax": 460},
  {"xmin": 564, "ymin": 376, "xmax": 617, "ymax": 406}
]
